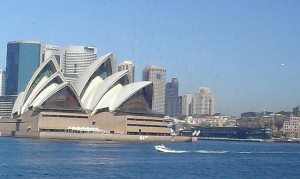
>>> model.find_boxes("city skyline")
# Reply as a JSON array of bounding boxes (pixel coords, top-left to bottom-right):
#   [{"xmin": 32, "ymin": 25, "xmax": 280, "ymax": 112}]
[{"xmin": 0, "ymin": 1, "xmax": 300, "ymax": 115}]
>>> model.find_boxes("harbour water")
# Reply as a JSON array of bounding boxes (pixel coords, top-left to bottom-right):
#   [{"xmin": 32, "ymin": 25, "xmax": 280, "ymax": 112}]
[{"xmin": 0, "ymin": 137, "xmax": 299, "ymax": 178}]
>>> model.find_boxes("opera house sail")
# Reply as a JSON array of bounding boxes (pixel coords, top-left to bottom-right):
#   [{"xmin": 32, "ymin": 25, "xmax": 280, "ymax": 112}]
[{"xmin": 0, "ymin": 53, "xmax": 195, "ymax": 142}]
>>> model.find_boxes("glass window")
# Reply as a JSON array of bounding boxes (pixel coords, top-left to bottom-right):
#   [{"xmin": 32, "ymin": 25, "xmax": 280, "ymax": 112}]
[
  {"xmin": 118, "ymin": 86, "xmax": 153, "ymax": 113},
  {"xmin": 41, "ymin": 86, "xmax": 82, "ymax": 111},
  {"xmin": 80, "ymin": 58, "xmax": 112, "ymax": 98},
  {"xmin": 25, "ymin": 62, "xmax": 56, "ymax": 101}
]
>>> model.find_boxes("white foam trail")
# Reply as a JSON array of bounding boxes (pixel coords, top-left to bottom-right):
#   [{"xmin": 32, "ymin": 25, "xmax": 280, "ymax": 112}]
[
  {"xmin": 238, "ymin": 151, "xmax": 253, "ymax": 154},
  {"xmin": 158, "ymin": 150, "xmax": 188, "ymax": 154},
  {"xmin": 196, "ymin": 150, "xmax": 228, "ymax": 154}
]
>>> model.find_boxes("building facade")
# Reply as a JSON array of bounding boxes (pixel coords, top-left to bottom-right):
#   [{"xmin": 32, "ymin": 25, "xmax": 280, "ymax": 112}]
[
  {"xmin": 0, "ymin": 95, "xmax": 17, "ymax": 118},
  {"xmin": 181, "ymin": 93, "xmax": 193, "ymax": 116},
  {"xmin": 118, "ymin": 60, "xmax": 135, "ymax": 83},
  {"xmin": 283, "ymin": 117, "xmax": 300, "ymax": 138},
  {"xmin": 41, "ymin": 45, "xmax": 63, "ymax": 69},
  {"xmin": 63, "ymin": 45, "xmax": 97, "ymax": 81},
  {"xmin": 192, "ymin": 87, "xmax": 214, "ymax": 116},
  {"xmin": 0, "ymin": 70, "xmax": 5, "ymax": 95},
  {"xmin": 293, "ymin": 106, "xmax": 300, "ymax": 117},
  {"xmin": 5, "ymin": 41, "xmax": 41, "ymax": 95},
  {"xmin": 0, "ymin": 53, "xmax": 197, "ymax": 142},
  {"xmin": 142, "ymin": 65, "xmax": 166, "ymax": 114},
  {"xmin": 165, "ymin": 78, "xmax": 179, "ymax": 117}
]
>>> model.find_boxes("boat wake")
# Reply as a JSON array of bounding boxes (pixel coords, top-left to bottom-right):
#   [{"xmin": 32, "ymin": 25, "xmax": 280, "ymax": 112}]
[
  {"xmin": 196, "ymin": 150, "xmax": 228, "ymax": 154},
  {"xmin": 154, "ymin": 145, "xmax": 299, "ymax": 155}
]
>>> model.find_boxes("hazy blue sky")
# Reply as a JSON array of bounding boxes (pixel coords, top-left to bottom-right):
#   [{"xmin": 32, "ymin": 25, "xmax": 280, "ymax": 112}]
[{"xmin": 0, "ymin": 0, "xmax": 299, "ymax": 115}]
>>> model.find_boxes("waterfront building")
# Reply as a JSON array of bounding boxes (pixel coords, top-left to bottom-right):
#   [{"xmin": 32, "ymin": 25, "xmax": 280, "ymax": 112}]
[
  {"xmin": 283, "ymin": 117, "xmax": 300, "ymax": 138},
  {"xmin": 192, "ymin": 87, "xmax": 214, "ymax": 116},
  {"xmin": 0, "ymin": 95, "xmax": 17, "ymax": 118},
  {"xmin": 196, "ymin": 127, "xmax": 271, "ymax": 139},
  {"xmin": 118, "ymin": 60, "xmax": 135, "ymax": 83},
  {"xmin": 0, "ymin": 53, "xmax": 194, "ymax": 142},
  {"xmin": 165, "ymin": 78, "xmax": 180, "ymax": 117},
  {"xmin": 142, "ymin": 65, "xmax": 166, "ymax": 114},
  {"xmin": 0, "ymin": 70, "xmax": 5, "ymax": 95},
  {"xmin": 181, "ymin": 94, "xmax": 193, "ymax": 116},
  {"xmin": 63, "ymin": 45, "xmax": 97, "ymax": 82},
  {"xmin": 293, "ymin": 106, "xmax": 300, "ymax": 117},
  {"xmin": 5, "ymin": 41, "xmax": 41, "ymax": 95}
]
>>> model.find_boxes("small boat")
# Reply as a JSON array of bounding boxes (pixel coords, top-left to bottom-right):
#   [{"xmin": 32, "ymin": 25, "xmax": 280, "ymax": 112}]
[{"xmin": 154, "ymin": 144, "xmax": 186, "ymax": 153}]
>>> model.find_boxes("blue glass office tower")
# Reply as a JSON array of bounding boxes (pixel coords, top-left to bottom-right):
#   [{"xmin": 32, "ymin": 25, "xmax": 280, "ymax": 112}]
[
  {"xmin": 165, "ymin": 78, "xmax": 180, "ymax": 117},
  {"xmin": 5, "ymin": 41, "xmax": 41, "ymax": 95}
]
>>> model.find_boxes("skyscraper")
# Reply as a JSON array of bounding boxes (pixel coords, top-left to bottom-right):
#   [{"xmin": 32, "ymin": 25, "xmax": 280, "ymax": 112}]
[
  {"xmin": 118, "ymin": 60, "xmax": 135, "ymax": 83},
  {"xmin": 5, "ymin": 41, "xmax": 41, "ymax": 95},
  {"xmin": 142, "ymin": 65, "xmax": 166, "ymax": 113},
  {"xmin": 165, "ymin": 78, "xmax": 179, "ymax": 117},
  {"xmin": 293, "ymin": 106, "xmax": 300, "ymax": 117},
  {"xmin": 41, "ymin": 45, "xmax": 63, "ymax": 69},
  {"xmin": 0, "ymin": 70, "xmax": 5, "ymax": 95},
  {"xmin": 63, "ymin": 45, "xmax": 97, "ymax": 81},
  {"xmin": 193, "ymin": 87, "xmax": 214, "ymax": 116},
  {"xmin": 181, "ymin": 93, "xmax": 193, "ymax": 116}
]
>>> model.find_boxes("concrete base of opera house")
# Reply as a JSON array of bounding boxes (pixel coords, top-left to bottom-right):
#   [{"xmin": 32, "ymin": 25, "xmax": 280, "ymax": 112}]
[
  {"xmin": 0, "ymin": 114, "xmax": 197, "ymax": 143},
  {"xmin": 9, "ymin": 131, "xmax": 197, "ymax": 143}
]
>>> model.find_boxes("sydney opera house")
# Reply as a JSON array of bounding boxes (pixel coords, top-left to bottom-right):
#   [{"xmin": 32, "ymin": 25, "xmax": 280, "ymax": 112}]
[{"xmin": 0, "ymin": 53, "xmax": 194, "ymax": 142}]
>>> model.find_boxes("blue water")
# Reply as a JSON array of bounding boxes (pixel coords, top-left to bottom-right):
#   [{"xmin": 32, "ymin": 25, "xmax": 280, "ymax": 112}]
[{"xmin": 0, "ymin": 137, "xmax": 299, "ymax": 178}]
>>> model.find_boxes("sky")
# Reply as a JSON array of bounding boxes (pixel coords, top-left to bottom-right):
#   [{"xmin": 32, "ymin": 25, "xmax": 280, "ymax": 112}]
[{"xmin": 0, "ymin": 0, "xmax": 299, "ymax": 115}]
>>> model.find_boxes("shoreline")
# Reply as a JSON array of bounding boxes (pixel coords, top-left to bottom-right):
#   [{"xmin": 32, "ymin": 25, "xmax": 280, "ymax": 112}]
[{"xmin": 199, "ymin": 137, "xmax": 300, "ymax": 143}]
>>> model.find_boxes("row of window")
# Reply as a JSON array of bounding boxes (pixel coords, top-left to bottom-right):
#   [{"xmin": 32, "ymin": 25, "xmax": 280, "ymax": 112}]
[
  {"xmin": 127, "ymin": 131, "xmax": 170, "ymax": 136},
  {"xmin": 127, "ymin": 118, "xmax": 163, "ymax": 122},
  {"xmin": 127, "ymin": 124, "xmax": 168, "ymax": 128},
  {"xmin": 42, "ymin": 114, "xmax": 88, "ymax": 119}
]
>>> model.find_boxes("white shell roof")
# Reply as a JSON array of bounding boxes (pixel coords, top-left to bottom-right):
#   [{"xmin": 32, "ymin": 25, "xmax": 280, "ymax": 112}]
[
  {"xmin": 91, "ymin": 84, "xmax": 123, "ymax": 115},
  {"xmin": 81, "ymin": 76, "xmax": 103, "ymax": 110},
  {"xmin": 20, "ymin": 72, "xmax": 66, "ymax": 114},
  {"xmin": 21, "ymin": 56, "xmax": 60, "ymax": 106},
  {"xmin": 74, "ymin": 52, "xmax": 113, "ymax": 96},
  {"xmin": 31, "ymin": 83, "xmax": 59, "ymax": 108},
  {"xmin": 11, "ymin": 92, "xmax": 25, "ymax": 116},
  {"xmin": 109, "ymin": 81, "xmax": 152, "ymax": 111},
  {"xmin": 31, "ymin": 82, "xmax": 83, "ymax": 109},
  {"xmin": 84, "ymin": 70, "xmax": 128, "ymax": 111},
  {"xmin": 91, "ymin": 81, "xmax": 152, "ymax": 115}
]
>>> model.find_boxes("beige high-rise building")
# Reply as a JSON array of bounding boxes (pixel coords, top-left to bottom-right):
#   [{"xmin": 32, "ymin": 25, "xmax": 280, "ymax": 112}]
[
  {"xmin": 283, "ymin": 117, "xmax": 300, "ymax": 138},
  {"xmin": 41, "ymin": 45, "xmax": 63, "ymax": 69},
  {"xmin": 192, "ymin": 87, "xmax": 214, "ymax": 116},
  {"xmin": 118, "ymin": 60, "xmax": 135, "ymax": 83},
  {"xmin": 142, "ymin": 65, "xmax": 166, "ymax": 114},
  {"xmin": 63, "ymin": 45, "xmax": 97, "ymax": 82},
  {"xmin": 181, "ymin": 93, "xmax": 193, "ymax": 116}
]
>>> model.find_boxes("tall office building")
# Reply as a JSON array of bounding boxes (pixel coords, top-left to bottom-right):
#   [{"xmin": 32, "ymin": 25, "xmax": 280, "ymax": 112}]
[
  {"xmin": 181, "ymin": 93, "xmax": 193, "ymax": 116},
  {"xmin": 192, "ymin": 87, "xmax": 214, "ymax": 116},
  {"xmin": 293, "ymin": 106, "xmax": 300, "ymax": 117},
  {"xmin": 41, "ymin": 45, "xmax": 63, "ymax": 69},
  {"xmin": 178, "ymin": 96, "xmax": 182, "ymax": 116},
  {"xmin": 0, "ymin": 70, "xmax": 5, "ymax": 95},
  {"xmin": 63, "ymin": 45, "xmax": 97, "ymax": 81},
  {"xmin": 5, "ymin": 41, "xmax": 41, "ymax": 95},
  {"xmin": 118, "ymin": 60, "xmax": 135, "ymax": 83},
  {"xmin": 142, "ymin": 65, "xmax": 166, "ymax": 113},
  {"xmin": 165, "ymin": 78, "xmax": 179, "ymax": 117}
]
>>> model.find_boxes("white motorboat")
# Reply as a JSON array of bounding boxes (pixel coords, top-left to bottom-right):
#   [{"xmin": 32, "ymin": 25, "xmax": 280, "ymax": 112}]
[{"xmin": 154, "ymin": 144, "xmax": 187, "ymax": 153}]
